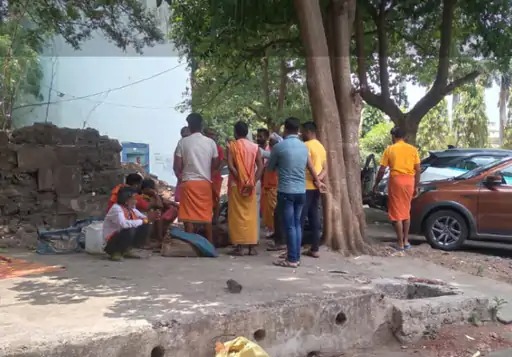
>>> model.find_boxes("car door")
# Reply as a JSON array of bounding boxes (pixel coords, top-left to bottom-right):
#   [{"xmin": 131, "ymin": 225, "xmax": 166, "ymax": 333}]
[{"xmin": 477, "ymin": 163, "xmax": 512, "ymax": 236}]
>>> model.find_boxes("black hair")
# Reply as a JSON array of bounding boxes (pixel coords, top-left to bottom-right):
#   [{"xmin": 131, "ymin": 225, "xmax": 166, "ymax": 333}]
[
  {"xmin": 141, "ymin": 178, "xmax": 156, "ymax": 190},
  {"xmin": 125, "ymin": 173, "xmax": 143, "ymax": 186},
  {"xmin": 117, "ymin": 187, "xmax": 137, "ymax": 205},
  {"xmin": 256, "ymin": 128, "xmax": 270, "ymax": 138},
  {"xmin": 390, "ymin": 126, "xmax": 406, "ymax": 139},
  {"xmin": 186, "ymin": 112, "xmax": 203, "ymax": 133},
  {"xmin": 284, "ymin": 117, "xmax": 300, "ymax": 134},
  {"xmin": 234, "ymin": 121, "xmax": 249, "ymax": 138},
  {"xmin": 301, "ymin": 121, "xmax": 317, "ymax": 133},
  {"xmin": 180, "ymin": 126, "xmax": 190, "ymax": 137}
]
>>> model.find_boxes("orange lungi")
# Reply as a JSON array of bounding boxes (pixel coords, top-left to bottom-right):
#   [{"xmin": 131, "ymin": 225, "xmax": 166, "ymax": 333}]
[
  {"xmin": 178, "ymin": 180, "xmax": 213, "ymax": 223},
  {"xmin": 387, "ymin": 174, "xmax": 415, "ymax": 221}
]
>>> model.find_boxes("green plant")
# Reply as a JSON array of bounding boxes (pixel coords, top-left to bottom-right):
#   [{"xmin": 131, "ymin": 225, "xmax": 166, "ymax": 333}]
[
  {"xmin": 360, "ymin": 122, "xmax": 393, "ymax": 164},
  {"xmin": 489, "ymin": 297, "xmax": 508, "ymax": 321}
]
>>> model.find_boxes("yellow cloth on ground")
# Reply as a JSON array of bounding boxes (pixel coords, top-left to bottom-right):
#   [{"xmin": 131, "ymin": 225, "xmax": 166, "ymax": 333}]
[
  {"xmin": 262, "ymin": 187, "xmax": 277, "ymax": 231},
  {"xmin": 215, "ymin": 337, "xmax": 270, "ymax": 357}
]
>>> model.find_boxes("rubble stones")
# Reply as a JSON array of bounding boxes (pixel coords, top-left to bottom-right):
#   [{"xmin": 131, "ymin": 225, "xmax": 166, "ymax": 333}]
[{"xmin": 0, "ymin": 123, "xmax": 125, "ymax": 247}]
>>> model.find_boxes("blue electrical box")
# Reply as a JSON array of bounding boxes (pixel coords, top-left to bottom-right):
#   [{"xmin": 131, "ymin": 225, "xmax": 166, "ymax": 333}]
[{"xmin": 121, "ymin": 142, "xmax": 150, "ymax": 173}]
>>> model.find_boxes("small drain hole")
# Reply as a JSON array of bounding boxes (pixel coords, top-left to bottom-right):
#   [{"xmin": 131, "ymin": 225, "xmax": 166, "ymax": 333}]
[
  {"xmin": 151, "ymin": 345, "xmax": 165, "ymax": 357},
  {"xmin": 253, "ymin": 329, "xmax": 266, "ymax": 341},
  {"xmin": 335, "ymin": 311, "xmax": 347, "ymax": 326}
]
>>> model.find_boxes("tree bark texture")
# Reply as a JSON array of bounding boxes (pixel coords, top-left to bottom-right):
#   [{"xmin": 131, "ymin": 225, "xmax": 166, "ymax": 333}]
[
  {"xmin": 294, "ymin": 0, "xmax": 368, "ymax": 254},
  {"xmin": 499, "ymin": 75, "xmax": 510, "ymax": 146}
]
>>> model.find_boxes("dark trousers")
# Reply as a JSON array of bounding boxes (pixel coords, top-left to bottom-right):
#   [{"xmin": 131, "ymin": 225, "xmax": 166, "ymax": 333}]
[
  {"xmin": 273, "ymin": 197, "xmax": 286, "ymax": 246},
  {"xmin": 278, "ymin": 192, "xmax": 306, "ymax": 263},
  {"xmin": 104, "ymin": 224, "xmax": 150, "ymax": 256},
  {"xmin": 301, "ymin": 189, "xmax": 321, "ymax": 252}
]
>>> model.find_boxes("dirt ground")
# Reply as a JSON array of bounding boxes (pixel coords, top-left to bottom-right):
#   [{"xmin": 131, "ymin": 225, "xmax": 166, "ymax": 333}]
[
  {"xmin": 366, "ymin": 208, "xmax": 512, "ymax": 285},
  {"xmin": 335, "ymin": 324, "xmax": 512, "ymax": 357}
]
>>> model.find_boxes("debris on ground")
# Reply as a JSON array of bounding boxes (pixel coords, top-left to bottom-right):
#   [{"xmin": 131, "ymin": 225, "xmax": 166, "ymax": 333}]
[{"xmin": 226, "ymin": 279, "xmax": 242, "ymax": 293}]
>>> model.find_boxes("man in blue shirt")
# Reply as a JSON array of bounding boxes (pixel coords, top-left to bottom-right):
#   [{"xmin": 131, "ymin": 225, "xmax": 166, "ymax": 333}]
[{"xmin": 267, "ymin": 117, "xmax": 322, "ymax": 268}]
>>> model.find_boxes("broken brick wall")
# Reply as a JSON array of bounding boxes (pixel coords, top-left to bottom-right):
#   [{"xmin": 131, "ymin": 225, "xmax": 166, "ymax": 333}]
[{"xmin": 0, "ymin": 123, "xmax": 125, "ymax": 248}]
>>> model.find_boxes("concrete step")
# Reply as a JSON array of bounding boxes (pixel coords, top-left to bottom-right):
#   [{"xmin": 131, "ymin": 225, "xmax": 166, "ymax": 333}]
[{"xmin": 488, "ymin": 349, "xmax": 512, "ymax": 357}]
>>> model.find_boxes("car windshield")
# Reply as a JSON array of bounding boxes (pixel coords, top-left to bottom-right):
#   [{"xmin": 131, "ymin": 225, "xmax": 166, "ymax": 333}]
[{"xmin": 454, "ymin": 159, "xmax": 504, "ymax": 180}]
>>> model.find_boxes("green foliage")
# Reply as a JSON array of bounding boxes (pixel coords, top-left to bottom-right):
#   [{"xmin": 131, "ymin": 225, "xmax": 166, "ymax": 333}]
[
  {"xmin": 179, "ymin": 56, "xmax": 311, "ymax": 140},
  {"xmin": 417, "ymin": 99, "xmax": 450, "ymax": 157},
  {"xmin": 0, "ymin": 18, "xmax": 43, "ymax": 129},
  {"xmin": 168, "ymin": 0, "xmax": 512, "ymax": 144},
  {"xmin": 361, "ymin": 104, "xmax": 385, "ymax": 138},
  {"xmin": 360, "ymin": 122, "xmax": 393, "ymax": 163},
  {"xmin": 10, "ymin": 0, "xmax": 164, "ymax": 53},
  {"xmin": 452, "ymin": 85, "xmax": 489, "ymax": 148}
]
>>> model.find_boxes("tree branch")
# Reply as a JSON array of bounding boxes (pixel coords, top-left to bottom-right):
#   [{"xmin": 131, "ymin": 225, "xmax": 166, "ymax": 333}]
[
  {"xmin": 247, "ymin": 105, "xmax": 265, "ymax": 121},
  {"xmin": 376, "ymin": 0, "xmax": 390, "ymax": 100},
  {"xmin": 355, "ymin": 0, "xmax": 403, "ymax": 123},
  {"xmin": 408, "ymin": 70, "xmax": 480, "ymax": 123},
  {"xmin": 433, "ymin": 0, "xmax": 456, "ymax": 88}
]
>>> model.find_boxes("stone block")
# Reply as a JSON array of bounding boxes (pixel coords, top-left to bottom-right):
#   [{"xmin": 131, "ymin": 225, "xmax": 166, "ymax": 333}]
[
  {"xmin": 390, "ymin": 295, "xmax": 489, "ymax": 344},
  {"xmin": 17, "ymin": 146, "xmax": 57, "ymax": 171},
  {"xmin": 54, "ymin": 166, "xmax": 81, "ymax": 196},
  {"xmin": 85, "ymin": 170, "xmax": 124, "ymax": 194},
  {"xmin": 55, "ymin": 146, "xmax": 83, "ymax": 166},
  {"xmin": 0, "ymin": 131, "xmax": 9, "ymax": 146},
  {"xmin": 51, "ymin": 213, "xmax": 77, "ymax": 228},
  {"xmin": 36, "ymin": 192, "xmax": 56, "ymax": 210},
  {"xmin": 56, "ymin": 195, "xmax": 80, "ymax": 214},
  {"xmin": 0, "ymin": 148, "xmax": 16, "ymax": 170},
  {"xmin": 37, "ymin": 168, "xmax": 54, "ymax": 191}
]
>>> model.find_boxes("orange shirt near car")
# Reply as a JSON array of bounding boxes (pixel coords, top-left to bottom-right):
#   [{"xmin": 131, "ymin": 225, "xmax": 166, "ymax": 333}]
[{"xmin": 380, "ymin": 140, "xmax": 420, "ymax": 176}]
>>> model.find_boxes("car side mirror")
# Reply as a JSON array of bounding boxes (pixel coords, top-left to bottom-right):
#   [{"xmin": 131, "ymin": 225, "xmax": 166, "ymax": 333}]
[{"xmin": 484, "ymin": 175, "xmax": 503, "ymax": 186}]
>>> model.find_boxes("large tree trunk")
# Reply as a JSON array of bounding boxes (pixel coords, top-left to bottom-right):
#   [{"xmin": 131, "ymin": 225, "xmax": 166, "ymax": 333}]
[
  {"xmin": 329, "ymin": 0, "xmax": 366, "ymax": 241},
  {"xmin": 294, "ymin": 0, "xmax": 368, "ymax": 255},
  {"xmin": 396, "ymin": 115, "xmax": 420, "ymax": 145},
  {"xmin": 499, "ymin": 75, "xmax": 509, "ymax": 146}
]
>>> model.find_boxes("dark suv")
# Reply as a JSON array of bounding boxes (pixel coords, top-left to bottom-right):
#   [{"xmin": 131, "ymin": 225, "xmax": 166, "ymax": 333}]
[{"xmin": 368, "ymin": 148, "xmax": 512, "ymax": 210}]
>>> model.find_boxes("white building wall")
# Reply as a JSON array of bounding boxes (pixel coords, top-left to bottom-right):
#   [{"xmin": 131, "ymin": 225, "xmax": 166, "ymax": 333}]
[{"xmin": 13, "ymin": 2, "xmax": 189, "ymax": 185}]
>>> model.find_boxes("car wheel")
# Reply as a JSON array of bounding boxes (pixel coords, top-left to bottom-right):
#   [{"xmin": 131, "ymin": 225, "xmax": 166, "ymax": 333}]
[{"xmin": 424, "ymin": 210, "xmax": 469, "ymax": 251}]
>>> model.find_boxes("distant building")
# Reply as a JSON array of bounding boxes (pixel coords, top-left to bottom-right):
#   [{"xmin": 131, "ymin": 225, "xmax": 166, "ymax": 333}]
[
  {"xmin": 13, "ymin": 0, "xmax": 189, "ymax": 184},
  {"xmin": 122, "ymin": 142, "xmax": 150, "ymax": 172}
]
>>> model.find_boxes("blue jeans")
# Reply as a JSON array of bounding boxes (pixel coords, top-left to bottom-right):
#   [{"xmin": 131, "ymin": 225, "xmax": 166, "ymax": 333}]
[{"xmin": 278, "ymin": 192, "xmax": 306, "ymax": 263}]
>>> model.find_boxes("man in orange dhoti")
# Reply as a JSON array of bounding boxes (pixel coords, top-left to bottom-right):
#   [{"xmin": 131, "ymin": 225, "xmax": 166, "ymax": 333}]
[
  {"xmin": 261, "ymin": 134, "xmax": 281, "ymax": 237},
  {"xmin": 205, "ymin": 128, "xmax": 225, "ymax": 224},
  {"xmin": 373, "ymin": 127, "xmax": 421, "ymax": 252},
  {"xmin": 227, "ymin": 121, "xmax": 264, "ymax": 256},
  {"xmin": 174, "ymin": 113, "xmax": 220, "ymax": 243}
]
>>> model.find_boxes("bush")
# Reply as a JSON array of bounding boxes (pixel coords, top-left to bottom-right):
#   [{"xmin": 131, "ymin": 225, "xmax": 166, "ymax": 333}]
[{"xmin": 360, "ymin": 122, "xmax": 393, "ymax": 164}]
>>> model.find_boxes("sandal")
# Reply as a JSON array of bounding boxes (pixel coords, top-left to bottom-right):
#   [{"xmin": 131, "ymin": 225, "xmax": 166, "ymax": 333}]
[
  {"xmin": 404, "ymin": 244, "xmax": 412, "ymax": 250},
  {"xmin": 247, "ymin": 247, "xmax": 258, "ymax": 256},
  {"xmin": 228, "ymin": 248, "xmax": 245, "ymax": 256},
  {"xmin": 303, "ymin": 250, "xmax": 320, "ymax": 258},
  {"xmin": 273, "ymin": 260, "xmax": 299, "ymax": 268},
  {"xmin": 267, "ymin": 244, "xmax": 286, "ymax": 252}
]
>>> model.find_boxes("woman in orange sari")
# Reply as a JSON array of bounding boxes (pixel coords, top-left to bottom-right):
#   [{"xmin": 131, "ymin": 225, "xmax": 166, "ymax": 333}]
[{"xmin": 227, "ymin": 121, "xmax": 264, "ymax": 256}]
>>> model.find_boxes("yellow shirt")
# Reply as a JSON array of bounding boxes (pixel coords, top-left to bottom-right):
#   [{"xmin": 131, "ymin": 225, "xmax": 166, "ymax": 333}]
[
  {"xmin": 380, "ymin": 140, "xmax": 420, "ymax": 176},
  {"xmin": 305, "ymin": 139, "xmax": 327, "ymax": 190}
]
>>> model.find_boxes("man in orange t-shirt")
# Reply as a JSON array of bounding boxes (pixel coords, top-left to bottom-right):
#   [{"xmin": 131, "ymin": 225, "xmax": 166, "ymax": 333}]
[{"xmin": 373, "ymin": 127, "xmax": 421, "ymax": 252}]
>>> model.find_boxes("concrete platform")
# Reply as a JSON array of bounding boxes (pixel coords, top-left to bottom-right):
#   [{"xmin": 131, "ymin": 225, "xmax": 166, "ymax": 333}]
[{"xmin": 1, "ymin": 246, "xmax": 512, "ymax": 357}]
